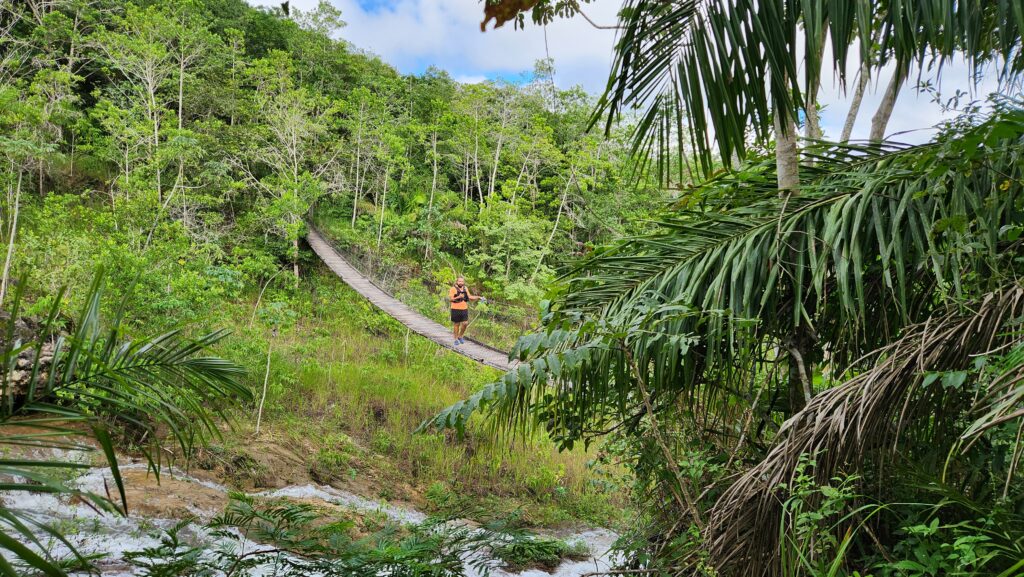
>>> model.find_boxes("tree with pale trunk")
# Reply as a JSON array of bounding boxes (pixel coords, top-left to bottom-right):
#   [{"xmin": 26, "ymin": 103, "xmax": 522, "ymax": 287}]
[
  {"xmin": 339, "ymin": 85, "xmax": 396, "ymax": 229},
  {"xmin": 91, "ymin": 4, "xmax": 177, "ymax": 203},
  {"xmin": 0, "ymin": 87, "xmax": 59, "ymax": 304},
  {"xmin": 245, "ymin": 51, "xmax": 338, "ymax": 287},
  {"xmin": 570, "ymin": 0, "xmax": 1024, "ymax": 412}
]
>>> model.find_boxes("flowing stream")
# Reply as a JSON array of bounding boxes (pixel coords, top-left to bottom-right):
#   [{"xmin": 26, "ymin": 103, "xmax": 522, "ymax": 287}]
[{"xmin": 3, "ymin": 456, "xmax": 618, "ymax": 577}]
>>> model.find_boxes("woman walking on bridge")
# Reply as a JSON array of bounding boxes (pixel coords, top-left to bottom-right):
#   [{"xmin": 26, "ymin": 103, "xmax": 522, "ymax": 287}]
[{"xmin": 448, "ymin": 276, "xmax": 484, "ymax": 345}]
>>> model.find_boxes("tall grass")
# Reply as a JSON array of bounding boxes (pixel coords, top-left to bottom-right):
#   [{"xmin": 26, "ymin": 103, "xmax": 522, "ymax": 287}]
[{"xmin": 218, "ymin": 266, "xmax": 625, "ymax": 528}]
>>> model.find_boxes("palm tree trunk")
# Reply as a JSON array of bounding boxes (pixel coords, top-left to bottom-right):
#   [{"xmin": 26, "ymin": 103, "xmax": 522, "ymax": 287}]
[
  {"xmin": 870, "ymin": 65, "xmax": 905, "ymax": 142},
  {"xmin": 775, "ymin": 99, "xmax": 812, "ymax": 412},
  {"xmin": 840, "ymin": 63, "xmax": 870, "ymax": 142},
  {"xmin": 774, "ymin": 112, "xmax": 800, "ymax": 191}
]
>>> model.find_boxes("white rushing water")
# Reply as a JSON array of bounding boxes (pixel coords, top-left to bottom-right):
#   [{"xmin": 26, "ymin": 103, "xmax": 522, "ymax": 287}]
[
  {"xmin": 2, "ymin": 459, "xmax": 619, "ymax": 577},
  {"xmin": 466, "ymin": 528, "xmax": 619, "ymax": 577}
]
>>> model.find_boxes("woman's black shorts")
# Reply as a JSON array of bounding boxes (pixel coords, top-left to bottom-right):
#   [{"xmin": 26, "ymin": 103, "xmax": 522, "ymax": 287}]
[{"xmin": 450, "ymin": 309, "xmax": 469, "ymax": 323}]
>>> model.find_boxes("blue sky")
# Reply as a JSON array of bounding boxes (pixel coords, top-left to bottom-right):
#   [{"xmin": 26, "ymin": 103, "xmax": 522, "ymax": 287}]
[{"xmin": 253, "ymin": 0, "xmax": 1005, "ymax": 144}]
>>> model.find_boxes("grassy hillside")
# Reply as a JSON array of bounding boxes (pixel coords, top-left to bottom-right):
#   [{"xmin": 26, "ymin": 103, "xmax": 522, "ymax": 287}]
[{"xmin": 205, "ymin": 264, "xmax": 627, "ymax": 529}]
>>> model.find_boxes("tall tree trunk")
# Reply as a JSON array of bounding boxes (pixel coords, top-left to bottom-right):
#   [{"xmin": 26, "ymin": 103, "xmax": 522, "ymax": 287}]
[
  {"xmin": 473, "ymin": 133, "xmax": 482, "ymax": 206},
  {"xmin": 176, "ymin": 57, "xmax": 185, "ymax": 205},
  {"xmin": 804, "ymin": 28, "xmax": 827, "ymax": 143},
  {"xmin": 428, "ymin": 130, "xmax": 438, "ymax": 213},
  {"xmin": 488, "ymin": 131, "xmax": 503, "ymax": 201},
  {"xmin": 532, "ymin": 171, "xmax": 572, "ymax": 282},
  {"xmin": 870, "ymin": 65, "xmax": 905, "ymax": 142},
  {"xmin": 786, "ymin": 330, "xmax": 814, "ymax": 415},
  {"xmin": 292, "ymin": 237, "xmax": 300, "ymax": 287},
  {"xmin": 178, "ymin": 59, "xmax": 185, "ymax": 132},
  {"xmin": 774, "ymin": 112, "xmax": 800, "ymax": 192},
  {"xmin": 840, "ymin": 63, "xmax": 870, "ymax": 142},
  {"xmin": 123, "ymin": 145, "xmax": 130, "ymax": 198},
  {"xmin": 463, "ymin": 153, "xmax": 469, "ymax": 208},
  {"xmin": 255, "ymin": 335, "xmax": 273, "ymax": 435},
  {"xmin": 510, "ymin": 155, "xmax": 530, "ymax": 210},
  {"xmin": 425, "ymin": 130, "xmax": 438, "ymax": 260},
  {"xmin": 487, "ymin": 109, "xmax": 508, "ymax": 201},
  {"xmin": 376, "ymin": 164, "xmax": 390, "ymax": 249},
  {"xmin": 150, "ymin": 94, "xmax": 162, "ymax": 203},
  {"xmin": 351, "ymin": 106, "xmax": 364, "ymax": 227},
  {"xmin": 805, "ymin": 92, "xmax": 822, "ymax": 141},
  {"xmin": 0, "ymin": 169, "xmax": 22, "ymax": 305},
  {"xmin": 775, "ymin": 98, "xmax": 810, "ymax": 412}
]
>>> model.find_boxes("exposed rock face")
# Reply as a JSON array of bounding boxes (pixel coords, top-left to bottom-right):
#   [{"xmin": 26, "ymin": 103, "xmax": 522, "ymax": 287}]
[
  {"xmin": 0, "ymin": 311, "xmax": 61, "ymax": 404},
  {"xmin": 118, "ymin": 469, "xmax": 228, "ymax": 520},
  {"xmin": 0, "ymin": 310, "xmax": 38, "ymax": 342},
  {"xmin": 7, "ymin": 341, "xmax": 57, "ymax": 396}
]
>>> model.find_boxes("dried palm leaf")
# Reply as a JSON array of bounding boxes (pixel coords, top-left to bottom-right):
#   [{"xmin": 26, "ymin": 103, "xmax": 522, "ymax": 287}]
[{"xmin": 704, "ymin": 286, "xmax": 1024, "ymax": 576}]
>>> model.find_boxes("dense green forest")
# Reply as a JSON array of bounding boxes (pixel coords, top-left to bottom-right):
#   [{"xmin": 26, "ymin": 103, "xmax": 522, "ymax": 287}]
[
  {"xmin": 0, "ymin": 0, "xmax": 660, "ymax": 322},
  {"xmin": 0, "ymin": 0, "xmax": 655, "ymax": 574},
  {"xmin": 5, "ymin": 0, "xmax": 1024, "ymax": 576},
  {"xmin": 428, "ymin": 1, "xmax": 1024, "ymax": 576}
]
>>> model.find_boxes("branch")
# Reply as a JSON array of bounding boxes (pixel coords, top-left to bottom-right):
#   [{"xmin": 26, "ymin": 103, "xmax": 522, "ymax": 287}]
[
  {"xmin": 783, "ymin": 340, "xmax": 813, "ymax": 403},
  {"xmin": 621, "ymin": 342, "xmax": 705, "ymax": 531},
  {"xmin": 577, "ymin": 9, "xmax": 621, "ymax": 30}
]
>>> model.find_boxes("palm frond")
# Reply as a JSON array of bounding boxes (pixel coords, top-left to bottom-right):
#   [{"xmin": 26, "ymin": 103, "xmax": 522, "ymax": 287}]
[
  {"xmin": 0, "ymin": 269, "xmax": 250, "ymax": 575},
  {"xmin": 424, "ymin": 107, "xmax": 1024, "ymax": 447},
  {"xmin": 962, "ymin": 344, "xmax": 1024, "ymax": 442},
  {"xmin": 594, "ymin": 0, "xmax": 1024, "ymax": 179},
  {"xmin": 703, "ymin": 285, "xmax": 1024, "ymax": 576}
]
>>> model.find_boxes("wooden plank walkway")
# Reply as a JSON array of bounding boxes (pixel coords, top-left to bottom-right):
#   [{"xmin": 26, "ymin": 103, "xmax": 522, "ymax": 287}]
[{"xmin": 307, "ymin": 227, "xmax": 517, "ymax": 372}]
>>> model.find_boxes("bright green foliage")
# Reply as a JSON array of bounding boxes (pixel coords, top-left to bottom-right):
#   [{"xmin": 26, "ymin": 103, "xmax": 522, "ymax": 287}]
[
  {"xmin": 427, "ymin": 108, "xmax": 1024, "ymax": 441},
  {"xmin": 779, "ymin": 456, "xmax": 875, "ymax": 577},
  {"xmin": 491, "ymin": 535, "xmax": 590, "ymax": 572},
  {"xmin": 0, "ymin": 0, "xmax": 643, "ymax": 573},
  {"xmin": 0, "ymin": 271, "xmax": 248, "ymax": 576},
  {"xmin": 429, "ymin": 103, "xmax": 1024, "ymax": 575},
  {"xmin": 316, "ymin": 65, "xmax": 662, "ymax": 306},
  {"xmin": 0, "ymin": 0, "xmax": 659, "ymax": 325}
]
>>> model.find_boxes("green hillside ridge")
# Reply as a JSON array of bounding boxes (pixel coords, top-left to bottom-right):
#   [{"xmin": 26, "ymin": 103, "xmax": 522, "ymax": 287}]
[{"xmin": 0, "ymin": 0, "xmax": 646, "ymax": 540}]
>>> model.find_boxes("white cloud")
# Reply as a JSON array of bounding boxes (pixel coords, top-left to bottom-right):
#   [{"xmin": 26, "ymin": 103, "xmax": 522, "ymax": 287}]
[
  {"xmin": 253, "ymin": 1, "xmax": 1006, "ymax": 144},
  {"xmin": 254, "ymin": 0, "xmax": 619, "ymax": 91},
  {"xmin": 452, "ymin": 74, "xmax": 489, "ymax": 84}
]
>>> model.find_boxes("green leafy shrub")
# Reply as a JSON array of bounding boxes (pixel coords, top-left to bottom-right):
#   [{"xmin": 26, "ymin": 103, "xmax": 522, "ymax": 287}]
[{"xmin": 491, "ymin": 535, "xmax": 590, "ymax": 572}]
